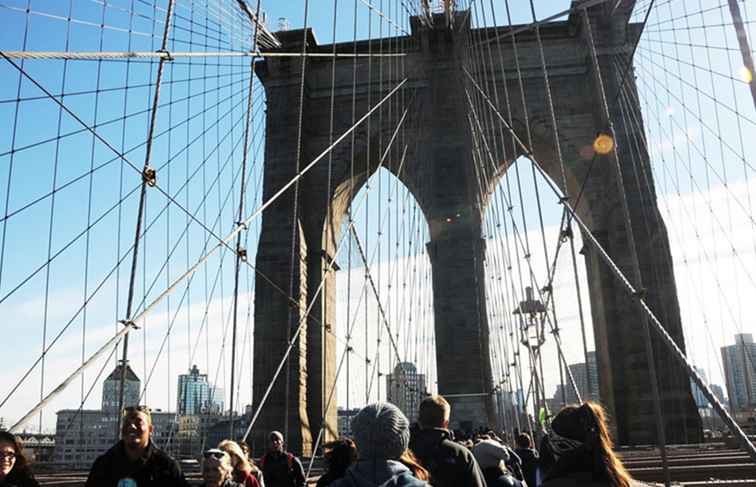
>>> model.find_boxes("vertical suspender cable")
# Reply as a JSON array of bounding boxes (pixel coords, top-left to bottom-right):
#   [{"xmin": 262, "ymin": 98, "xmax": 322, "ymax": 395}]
[
  {"xmin": 230, "ymin": 0, "xmax": 262, "ymax": 440},
  {"xmin": 117, "ymin": 0, "xmax": 177, "ymax": 436}
]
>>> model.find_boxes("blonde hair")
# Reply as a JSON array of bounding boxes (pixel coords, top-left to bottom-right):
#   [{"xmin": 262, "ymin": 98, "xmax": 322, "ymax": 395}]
[{"xmin": 218, "ymin": 440, "xmax": 252, "ymax": 471}]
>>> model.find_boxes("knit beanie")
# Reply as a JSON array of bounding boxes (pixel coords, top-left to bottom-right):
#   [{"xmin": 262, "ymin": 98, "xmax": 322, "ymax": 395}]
[{"xmin": 350, "ymin": 402, "xmax": 409, "ymax": 460}]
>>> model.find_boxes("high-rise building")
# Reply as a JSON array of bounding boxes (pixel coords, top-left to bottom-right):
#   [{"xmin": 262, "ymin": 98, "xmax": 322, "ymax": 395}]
[
  {"xmin": 721, "ymin": 334, "xmax": 756, "ymax": 411},
  {"xmin": 386, "ymin": 362, "xmax": 426, "ymax": 424},
  {"xmin": 710, "ymin": 384, "xmax": 727, "ymax": 407},
  {"xmin": 177, "ymin": 365, "xmax": 224, "ymax": 416},
  {"xmin": 554, "ymin": 352, "xmax": 600, "ymax": 406},
  {"xmin": 337, "ymin": 408, "xmax": 360, "ymax": 437},
  {"xmin": 691, "ymin": 366, "xmax": 711, "ymax": 409},
  {"xmin": 101, "ymin": 362, "xmax": 140, "ymax": 413}
]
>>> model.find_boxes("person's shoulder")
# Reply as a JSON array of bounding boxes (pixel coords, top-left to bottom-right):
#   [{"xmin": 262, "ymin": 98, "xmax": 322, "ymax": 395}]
[
  {"xmin": 149, "ymin": 445, "xmax": 180, "ymax": 466},
  {"xmin": 90, "ymin": 443, "xmax": 122, "ymax": 469},
  {"xmin": 441, "ymin": 438, "xmax": 475, "ymax": 460}
]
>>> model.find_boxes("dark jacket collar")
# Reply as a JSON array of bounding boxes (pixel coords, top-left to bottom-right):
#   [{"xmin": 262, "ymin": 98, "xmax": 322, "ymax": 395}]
[{"xmin": 115, "ymin": 439, "xmax": 156, "ymax": 464}]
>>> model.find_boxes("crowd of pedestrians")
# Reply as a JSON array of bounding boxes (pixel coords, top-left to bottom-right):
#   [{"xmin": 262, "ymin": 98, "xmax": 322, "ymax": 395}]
[{"xmin": 0, "ymin": 396, "xmax": 640, "ymax": 487}]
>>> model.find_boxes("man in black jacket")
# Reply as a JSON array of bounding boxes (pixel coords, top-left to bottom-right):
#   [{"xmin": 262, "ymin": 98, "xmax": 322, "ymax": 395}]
[
  {"xmin": 260, "ymin": 431, "xmax": 305, "ymax": 487},
  {"xmin": 85, "ymin": 407, "xmax": 189, "ymax": 487},
  {"xmin": 409, "ymin": 395, "xmax": 486, "ymax": 487},
  {"xmin": 513, "ymin": 433, "xmax": 538, "ymax": 487}
]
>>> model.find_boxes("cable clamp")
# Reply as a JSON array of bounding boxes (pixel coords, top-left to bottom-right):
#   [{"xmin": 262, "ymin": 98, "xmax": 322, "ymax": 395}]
[
  {"xmin": 633, "ymin": 288, "xmax": 647, "ymax": 300},
  {"xmin": 236, "ymin": 220, "xmax": 249, "ymax": 231},
  {"xmin": 142, "ymin": 165, "xmax": 157, "ymax": 187},
  {"xmin": 541, "ymin": 284, "xmax": 552, "ymax": 294},
  {"xmin": 560, "ymin": 226, "xmax": 573, "ymax": 242},
  {"xmin": 558, "ymin": 196, "xmax": 570, "ymax": 204},
  {"xmin": 157, "ymin": 49, "xmax": 174, "ymax": 61},
  {"xmin": 119, "ymin": 319, "xmax": 140, "ymax": 330},
  {"xmin": 237, "ymin": 246, "xmax": 248, "ymax": 262}
]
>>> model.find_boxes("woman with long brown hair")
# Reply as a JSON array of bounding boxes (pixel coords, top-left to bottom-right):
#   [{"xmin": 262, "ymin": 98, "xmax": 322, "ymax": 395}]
[
  {"xmin": 0, "ymin": 431, "xmax": 39, "ymax": 487},
  {"xmin": 539, "ymin": 402, "xmax": 636, "ymax": 487}
]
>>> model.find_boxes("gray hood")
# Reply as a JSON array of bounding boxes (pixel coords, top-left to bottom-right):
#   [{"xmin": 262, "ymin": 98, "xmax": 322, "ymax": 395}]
[{"xmin": 338, "ymin": 459, "xmax": 423, "ymax": 487}]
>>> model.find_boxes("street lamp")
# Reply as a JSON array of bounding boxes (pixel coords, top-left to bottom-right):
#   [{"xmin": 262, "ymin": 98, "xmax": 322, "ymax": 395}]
[{"xmin": 513, "ymin": 286, "xmax": 548, "ymax": 430}]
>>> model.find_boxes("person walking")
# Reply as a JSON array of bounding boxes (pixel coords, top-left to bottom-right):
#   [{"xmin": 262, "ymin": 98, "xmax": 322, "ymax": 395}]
[
  {"xmin": 85, "ymin": 406, "xmax": 189, "ymax": 487},
  {"xmin": 259, "ymin": 432, "xmax": 305, "ymax": 487},
  {"xmin": 329, "ymin": 402, "xmax": 427, "ymax": 487},
  {"xmin": 472, "ymin": 438, "xmax": 523, "ymax": 487},
  {"xmin": 0, "ymin": 431, "xmax": 39, "ymax": 487},
  {"xmin": 218, "ymin": 440, "xmax": 261, "ymax": 487},
  {"xmin": 200, "ymin": 449, "xmax": 243, "ymax": 487},
  {"xmin": 315, "ymin": 438, "xmax": 357, "ymax": 487},
  {"xmin": 539, "ymin": 402, "xmax": 638, "ymax": 487},
  {"xmin": 514, "ymin": 433, "xmax": 538, "ymax": 487},
  {"xmin": 409, "ymin": 395, "xmax": 486, "ymax": 487}
]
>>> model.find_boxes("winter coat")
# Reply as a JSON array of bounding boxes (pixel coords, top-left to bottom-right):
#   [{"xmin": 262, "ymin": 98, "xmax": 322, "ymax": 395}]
[
  {"xmin": 85, "ymin": 440, "xmax": 189, "ymax": 487},
  {"xmin": 2, "ymin": 466, "xmax": 40, "ymax": 487},
  {"xmin": 481, "ymin": 466, "xmax": 524, "ymax": 487},
  {"xmin": 409, "ymin": 428, "xmax": 486, "ymax": 487},
  {"xmin": 513, "ymin": 447, "xmax": 538, "ymax": 487},
  {"xmin": 234, "ymin": 468, "xmax": 262, "ymax": 487},
  {"xmin": 260, "ymin": 451, "xmax": 305, "ymax": 487},
  {"xmin": 328, "ymin": 459, "xmax": 428, "ymax": 487}
]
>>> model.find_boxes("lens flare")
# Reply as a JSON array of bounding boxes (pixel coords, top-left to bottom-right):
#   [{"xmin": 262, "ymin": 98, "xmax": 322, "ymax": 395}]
[
  {"xmin": 739, "ymin": 66, "xmax": 753, "ymax": 83},
  {"xmin": 593, "ymin": 133, "xmax": 614, "ymax": 155}
]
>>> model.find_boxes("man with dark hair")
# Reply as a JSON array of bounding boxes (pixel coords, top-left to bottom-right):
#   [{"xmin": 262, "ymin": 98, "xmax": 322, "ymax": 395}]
[
  {"xmin": 259, "ymin": 431, "xmax": 305, "ymax": 487},
  {"xmin": 409, "ymin": 395, "xmax": 486, "ymax": 487},
  {"xmin": 86, "ymin": 406, "xmax": 189, "ymax": 487},
  {"xmin": 513, "ymin": 433, "xmax": 538, "ymax": 487}
]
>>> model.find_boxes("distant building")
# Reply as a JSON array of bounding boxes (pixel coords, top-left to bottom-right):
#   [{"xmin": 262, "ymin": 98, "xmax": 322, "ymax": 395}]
[
  {"xmin": 721, "ymin": 333, "xmax": 756, "ymax": 411},
  {"xmin": 550, "ymin": 352, "xmax": 600, "ymax": 408},
  {"xmin": 691, "ymin": 366, "xmax": 710, "ymax": 408},
  {"xmin": 337, "ymin": 408, "xmax": 360, "ymax": 438},
  {"xmin": 53, "ymin": 362, "xmax": 177, "ymax": 469},
  {"xmin": 386, "ymin": 362, "xmax": 427, "ymax": 424},
  {"xmin": 711, "ymin": 384, "xmax": 727, "ymax": 406},
  {"xmin": 177, "ymin": 365, "xmax": 224, "ymax": 416},
  {"xmin": 567, "ymin": 352, "xmax": 599, "ymax": 403},
  {"xmin": 101, "ymin": 362, "xmax": 140, "ymax": 413},
  {"xmin": 16, "ymin": 433, "xmax": 55, "ymax": 463}
]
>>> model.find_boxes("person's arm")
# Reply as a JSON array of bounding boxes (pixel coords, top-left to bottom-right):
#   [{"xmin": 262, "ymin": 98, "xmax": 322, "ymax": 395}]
[{"xmin": 292, "ymin": 457, "xmax": 306, "ymax": 487}]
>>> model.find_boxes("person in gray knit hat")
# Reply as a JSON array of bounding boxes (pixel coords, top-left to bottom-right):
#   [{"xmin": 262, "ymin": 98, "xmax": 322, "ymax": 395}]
[{"xmin": 328, "ymin": 403, "xmax": 428, "ymax": 487}]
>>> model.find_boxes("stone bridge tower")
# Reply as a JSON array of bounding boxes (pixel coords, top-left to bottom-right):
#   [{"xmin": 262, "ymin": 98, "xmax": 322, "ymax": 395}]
[{"xmin": 251, "ymin": 1, "xmax": 701, "ymax": 455}]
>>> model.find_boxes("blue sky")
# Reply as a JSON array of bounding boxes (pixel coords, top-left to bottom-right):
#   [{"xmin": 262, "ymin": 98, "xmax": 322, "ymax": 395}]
[{"xmin": 0, "ymin": 0, "xmax": 753, "ymax": 436}]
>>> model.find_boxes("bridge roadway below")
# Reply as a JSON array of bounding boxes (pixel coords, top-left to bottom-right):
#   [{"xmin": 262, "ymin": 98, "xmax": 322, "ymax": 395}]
[{"xmin": 32, "ymin": 447, "xmax": 756, "ymax": 486}]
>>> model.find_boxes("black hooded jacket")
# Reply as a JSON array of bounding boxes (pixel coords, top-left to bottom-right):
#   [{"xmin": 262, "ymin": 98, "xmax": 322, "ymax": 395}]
[
  {"xmin": 85, "ymin": 441, "xmax": 189, "ymax": 487},
  {"xmin": 408, "ymin": 428, "xmax": 486, "ymax": 487}
]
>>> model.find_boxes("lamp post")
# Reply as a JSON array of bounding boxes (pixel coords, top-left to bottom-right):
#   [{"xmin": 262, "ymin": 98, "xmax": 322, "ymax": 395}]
[{"xmin": 513, "ymin": 286, "xmax": 548, "ymax": 429}]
